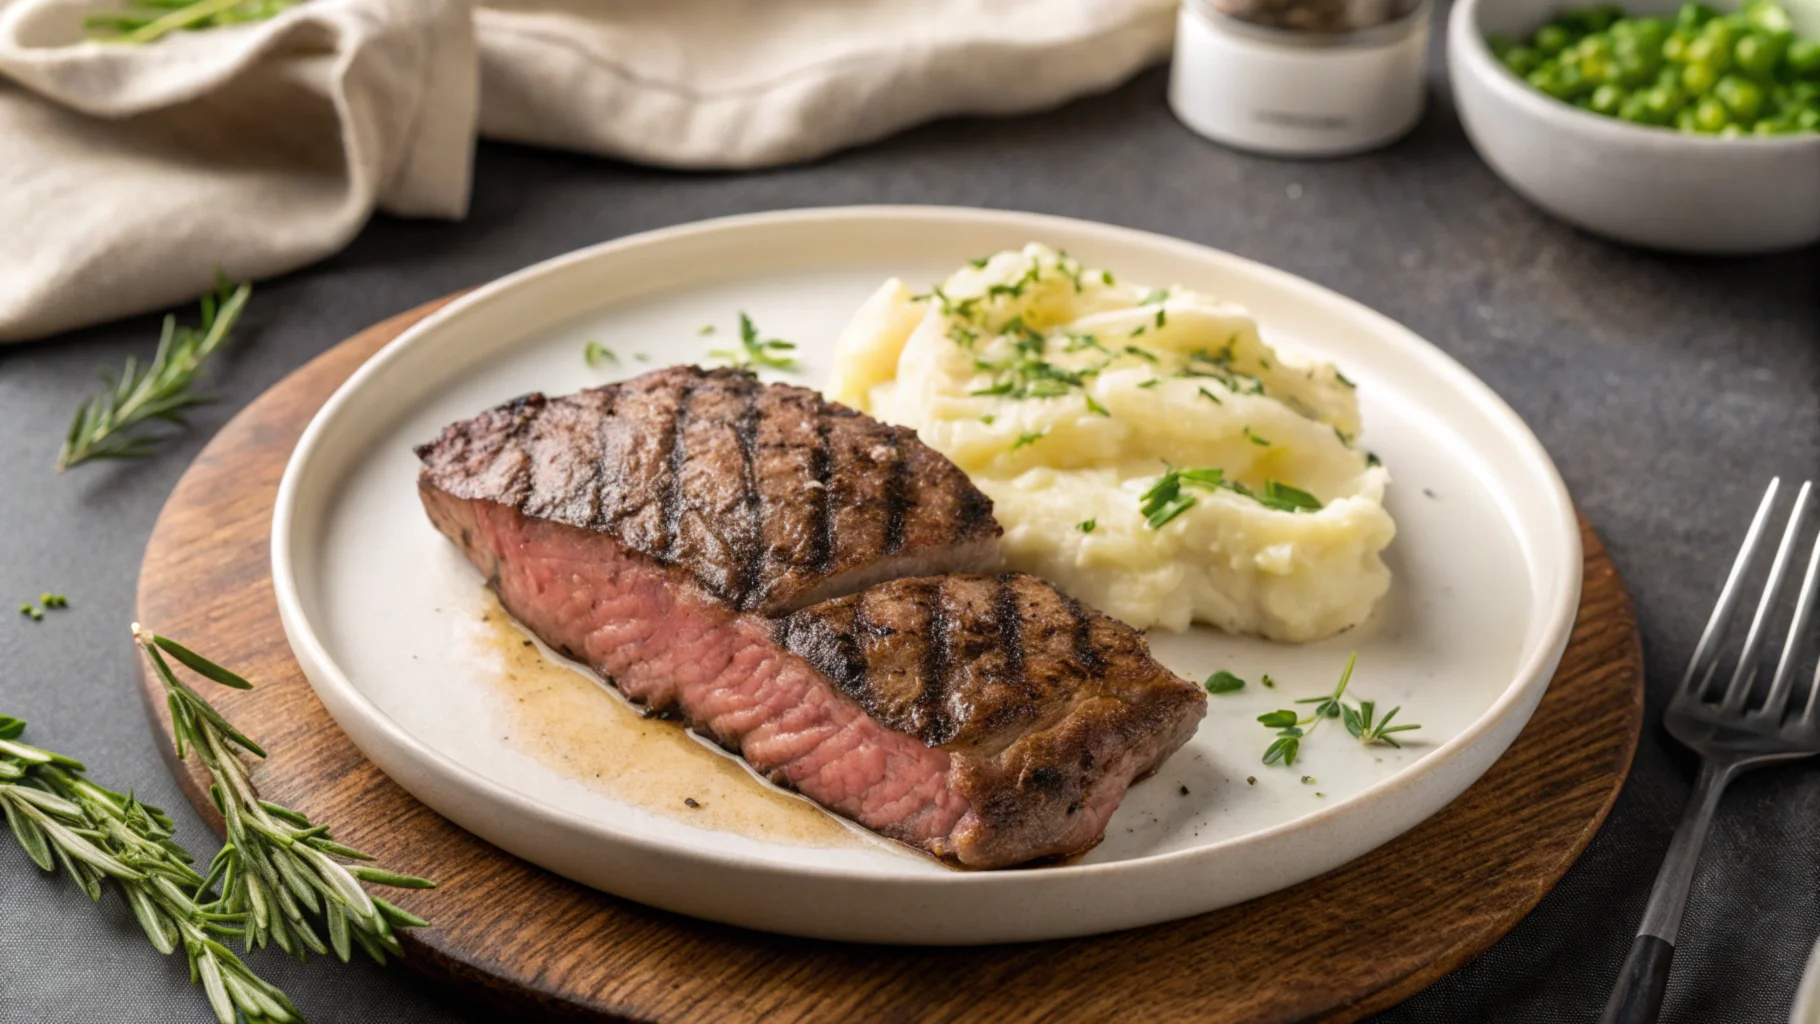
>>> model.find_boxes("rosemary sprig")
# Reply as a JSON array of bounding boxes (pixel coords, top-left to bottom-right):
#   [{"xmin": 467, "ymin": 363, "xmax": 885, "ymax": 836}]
[
  {"xmin": 0, "ymin": 715, "xmax": 303, "ymax": 1024},
  {"xmin": 1256, "ymin": 654, "xmax": 1421, "ymax": 767},
  {"xmin": 58, "ymin": 278, "xmax": 251, "ymax": 472},
  {"xmin": 85, "ymin": 0, "xmax": 304, "ymax": 44},
  {"xmin": 134, "ymin": 625, "xmax": 434, "ymax": 968},
  {"xmin": 708, "ymin": 313, "xmax": 798, "ymax": 373}
]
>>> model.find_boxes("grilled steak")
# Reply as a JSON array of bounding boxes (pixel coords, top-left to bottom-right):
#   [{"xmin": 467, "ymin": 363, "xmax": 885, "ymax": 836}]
[
  {"xmin": 417, "ymin": 366, "xmax": 1207, "ymax": 868},
  {"xmin": 775, "ymin": 573, "xmax": 1207, "ymax": 866},
  {"xmin": 416, "ymin": 365, "xmax": 999, "ymax": 614}
]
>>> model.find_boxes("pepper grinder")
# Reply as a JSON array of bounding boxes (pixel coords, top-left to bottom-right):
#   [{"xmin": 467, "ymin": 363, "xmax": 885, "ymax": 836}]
[{"xmin": 1168, "ymin": 0, "xmax": 1431, "ymax": 157}]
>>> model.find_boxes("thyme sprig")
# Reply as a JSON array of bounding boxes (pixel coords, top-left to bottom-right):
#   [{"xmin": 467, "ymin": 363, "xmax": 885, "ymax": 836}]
[
  {"xmin": 709, "ymin": 313, "xmax": 798, "ymax": 373},
  {"xmin": 0, "ymin": 715, "xmax": 304, "ymax": 1023},
  {"xmin": 134, "ymin": 626, "xmax": 434, "ymax": 968},
  {"xmin": 86, "ymin": 0, "xmax": 303, "ymax": 44},
  {"xmin": 58, "ymin": 278, "xmax": 251, "ymax": 472},
  {"xmin": 1256, "ymin": 654, "xmax": 1420, "ymax": 767}
]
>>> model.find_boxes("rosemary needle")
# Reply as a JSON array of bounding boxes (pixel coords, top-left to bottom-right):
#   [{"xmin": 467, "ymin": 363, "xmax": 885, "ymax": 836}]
[
  {"xmin": 58, "ymin": 278, "xmax": 251, "ymax": 472},
  {"xmin": 133, "ymin": 625, "xmax": 434, "ymax": 968}
]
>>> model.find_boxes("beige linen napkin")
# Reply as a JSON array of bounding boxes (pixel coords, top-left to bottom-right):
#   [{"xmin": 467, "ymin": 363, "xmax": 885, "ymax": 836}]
[
  {"xmin": 478, "ymin": 0, "xmax": 1176, "ymax": 169},
  {"xmin": 0, "ymin": 0, "xmax": 1172, "ymax": 343},
  {"xmin": 0, "ymin": 0, "xmax": 478, "ymax": 342}
]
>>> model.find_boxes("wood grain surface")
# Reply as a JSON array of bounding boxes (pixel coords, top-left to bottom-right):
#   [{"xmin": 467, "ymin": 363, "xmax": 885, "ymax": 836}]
[{"xmin": 135, "ymin": 297, "xmax": 1645, "ymax": 1023}]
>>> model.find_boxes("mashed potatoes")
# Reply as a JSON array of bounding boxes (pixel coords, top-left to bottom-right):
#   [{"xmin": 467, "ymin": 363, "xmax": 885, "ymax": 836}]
[{"xmin": 829, "ymin": 244, "xmax": 1394, "ymax": 642}]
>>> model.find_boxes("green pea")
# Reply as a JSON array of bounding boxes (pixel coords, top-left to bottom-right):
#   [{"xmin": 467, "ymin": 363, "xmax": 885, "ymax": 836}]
[
  {"xmin": 1733, "ymin": 33, "xmax": 1784, "ymax": 80},
  {"xmin": 1675, "ymin": 2, "xmax": 1717, "ymax": 31},
  {"xmin": 1681, "ymin": 60, "xmax": 1720, "ymax": 94},
  {"xmin": 1503, "ymin": 45, "xmax": 1543, "ymax": 76},
  {"xmin": 1675, "ymin": 106, "xmax": 1702, "ymax": 130},
  {"xmin": 1715, "ymin": 74, "xmax": 1766, "ymax": 120},
  {"xmin": 1656, "ymin": 65, "xmax": 1685, "ymax": 90},
  {"xmin": 1663, "ymin": 30, "xmax": 1691, "ymax": 61},
  {"xmin": 1751, "ymin": 118, "xmax": 1785, "ymax": 135},
  {"xmin": 1618, "ymin": 91, "xmax": 1658, "ymax": 122},
  {"xmin": 1536, "ymin": 23, "xmax": 1574, "ymax": 55},
  {"xmin": 1798, "ymin": 107, "xmax": 1820, "ymax": 130},
  {"xmin": 1692, "ymin": 95, "xmax": 1731, "ymax": 130},
  {"xmin": 1646, "ymin": 84, "xmax": 1688, "ymax": 117},
  {"xmin": 1578, "ymin": 34, "xmax": 1614, "ymax": 59},
  {"xmin": 1789, "ymin": 39, "xmax": 1820, "ymax": 79},
  {"xmin": 1588, "ymin": 83, "xmax": 1627, "ymax": 114},
  {"xmin": 1684, "ymin": 34, "xmax": 1731, "ymax": 72},
  {"xmin": 1742, "ymin": 0, "xmax": 1793, "ymax": 34},
  {"xmin": 1615, "ymin": 53, "xmax": 1658, "ymax": 86},
  {"xmin": 1629, "ymin": 17, "xmax": 1670, "ymax": 47},
  {"xmin": 1718, "ymin": 123, "xmax": 1746, "ymax": 137},
  {"xmin": 1579, "ymin": 54, "xmax": 1617, "ymax": 84}
]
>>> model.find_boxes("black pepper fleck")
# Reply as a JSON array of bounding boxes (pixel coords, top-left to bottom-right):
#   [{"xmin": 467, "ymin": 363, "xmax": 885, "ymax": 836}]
[{"xmin": 683, "ymin": 797, "xmax": 700, "ymax": 808}]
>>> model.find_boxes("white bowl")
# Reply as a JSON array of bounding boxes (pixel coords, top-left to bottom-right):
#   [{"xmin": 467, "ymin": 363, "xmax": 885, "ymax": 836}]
[{"xmin": 1448, "ymin": 0, "xmax": 1820, "ymax": 254}]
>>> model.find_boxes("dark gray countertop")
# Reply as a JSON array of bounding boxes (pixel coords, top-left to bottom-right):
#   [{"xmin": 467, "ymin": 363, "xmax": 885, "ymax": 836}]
[{"xmin": 3, "ymin": 50, "xmax": 1817, "ymax": 1024}]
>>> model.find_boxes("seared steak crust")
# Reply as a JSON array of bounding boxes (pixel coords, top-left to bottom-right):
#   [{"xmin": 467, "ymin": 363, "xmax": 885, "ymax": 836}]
[
  {"xmin": 777, "ymin": 574, "xmax": 1206, "ymax": 866},
  {"xmin": 415, "ymin": 365, "xmax": 1000, "ymax": 614}
]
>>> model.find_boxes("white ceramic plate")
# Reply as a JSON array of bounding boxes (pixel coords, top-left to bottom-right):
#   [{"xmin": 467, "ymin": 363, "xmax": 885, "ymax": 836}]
[{"xmin": 273, "ymin": 206, "xmax": 1581, "ymax": 944}]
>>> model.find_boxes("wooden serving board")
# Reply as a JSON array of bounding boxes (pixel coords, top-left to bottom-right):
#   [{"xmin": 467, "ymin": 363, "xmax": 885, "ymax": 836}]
[{"xmin": 136, "ymin": 297, "xmax": 1645, "ymax": 1023}]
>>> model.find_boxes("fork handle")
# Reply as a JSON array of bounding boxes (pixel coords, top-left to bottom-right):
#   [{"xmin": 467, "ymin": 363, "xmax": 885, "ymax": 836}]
[{"xmin": 1598, "ymin": 760, "xmax": 1736, "ymax": 1024}]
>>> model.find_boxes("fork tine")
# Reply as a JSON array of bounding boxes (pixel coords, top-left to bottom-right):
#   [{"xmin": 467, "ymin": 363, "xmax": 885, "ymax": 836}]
[
  {"xmin": 1682, "ymin": 478, "xmax": 1781, "ymax": 699},
  {"xmin": 1721, "ymin": 480, "xmax": 1812, "ymax": 711},
  {"xmin": 1762, "ymin": 488, "xmax": 1820, "ymax": 721}
]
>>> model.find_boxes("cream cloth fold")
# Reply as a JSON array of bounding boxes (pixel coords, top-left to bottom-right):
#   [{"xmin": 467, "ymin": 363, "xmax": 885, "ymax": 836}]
[{"xmin": 0, "ymin": 0, "xmax": 1172, "ymax": 343}]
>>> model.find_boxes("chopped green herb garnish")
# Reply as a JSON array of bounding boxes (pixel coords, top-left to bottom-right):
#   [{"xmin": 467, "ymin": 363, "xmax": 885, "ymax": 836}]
[
  {"xmin": 1244, "ymin": 426, "xmax": 1269, "ymax": 446},
  {"xmin": 1335, "ymin": 369, "xmax": 1356, "ymax": 388},
  {"xmin": 1140, "ymin": 465, "xmax": 1324, "ymax": 528},
  {"xmin": 1257, "ymin": 653, "xmax": 1414, "ymax": 767},
  {"xmin": 1129, "ymin": 326, "xmax": 1147, "ymax": 338},
  {"xmin": 1197, "ymin": 387, "xmax": 1222, "ymax": 405},
  {"xmin": 1259, "ymin": 480, "xmax": 1321, "ymax": 512},
  {"xmin": 1079, "ymin": 519, "xmax": 1096, "ymax": 533},
  {"xmin": 1011, "ymin": 430, "xmax": 1048, "ymax": 451},
  {"xmin": 1137, "ymin": 379, "xmax": 1161, "ymax": 389},
  {"xmin": 583, "ymin": 341, "xmax": 617, "ymax": 368},
  {"xmin": 1124, "ymin": 344, "xmax": 1156, "ymax": 361},
  {"xmin": 1140, "ymin": 288, "xmax": 1169, "ymax": 305},
  {"xmin": 1083, "ymin": 393, "xmax": 1111, "ymax": 417},
  {"xmin": 1261, "ymin": 673, "xmax": 1276, "ymax": 689},
  {"xmin": 1205, "ymin": 671, "xmax": 1246, "ymax": 694},
  {"xmin": 969, "ymin": 256, "xmax": 990, "ymax": 269},
  {"xmin": 1333, "ymin": 426, "xmax": 1352, "ymax": 447},
  {"xmin": 980, "ymin": 414, "xmax": 996, "ymax": 425},
  {"xmin": 709, "ymin": 313, "xmax": 799, "ymax": 373},
  {"xmin": 1343, "ymin": 700, "xmax": 1421, "ymax": 749},
  {"xmin": 1155, "ymin": 308, "xmax": 1167, "ymax": 329},
  {"xmin": 698, "ymin": 324, "xmax": 716, "ymax": 336},
  {"xmin": 1100, "ymin": 270, "xmax": 1115, "ymax": 286},
  {"xmin": 1366, "ymin": 452, "xmax": 1382, "ymax": 468}
]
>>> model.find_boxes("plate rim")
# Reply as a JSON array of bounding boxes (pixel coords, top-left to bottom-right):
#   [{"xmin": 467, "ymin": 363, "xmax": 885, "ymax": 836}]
[{"xmin": 271, "ymin": 205, "xmax": 1583, "ymax": 906}]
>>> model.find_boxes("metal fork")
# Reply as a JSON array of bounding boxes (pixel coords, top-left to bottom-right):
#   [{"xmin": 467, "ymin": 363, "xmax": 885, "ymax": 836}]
[{"xmin": 1601, "ymin": 478, "xmax": 1820, "ymax": 1024}]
